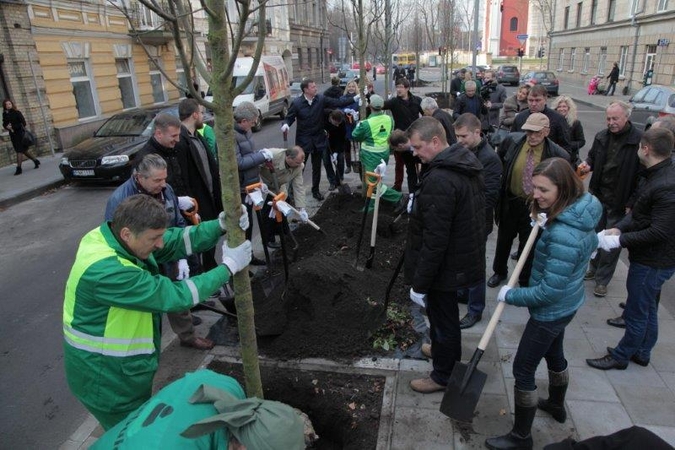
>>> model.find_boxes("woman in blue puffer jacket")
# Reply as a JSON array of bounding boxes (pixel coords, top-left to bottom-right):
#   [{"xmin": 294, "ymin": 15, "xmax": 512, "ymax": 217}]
[{"xmin": 486, "ymin": 157, "xmax": 602, "ymax": 450}]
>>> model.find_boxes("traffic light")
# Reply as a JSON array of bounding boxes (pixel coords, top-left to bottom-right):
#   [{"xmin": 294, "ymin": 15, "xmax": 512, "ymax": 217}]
[
  {"xmin": 518, "ymin": 48, "xmax": 524, "ymax": 57},
  {"xmin": 538, "ymin": 47, "xmax": 545, "ymax": 58}
]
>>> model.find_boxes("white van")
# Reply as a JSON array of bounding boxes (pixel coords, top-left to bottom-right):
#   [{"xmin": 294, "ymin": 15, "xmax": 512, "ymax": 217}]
[{"xmin": 207, "ymin": 56, "xmax": 292, "ymax": 132}]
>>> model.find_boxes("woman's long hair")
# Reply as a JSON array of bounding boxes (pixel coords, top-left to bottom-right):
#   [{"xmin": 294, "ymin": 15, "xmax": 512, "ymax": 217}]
[
  {"xmin": 2, "ymin": 98, "xmax": 16, "ymax": 111},
  {"xmin": 530, "ymin": 157, "xmax": 584, "ymax": 222},
  {"xmin": 551, "ymin": 95, "xmax": 578, "ymax": 127}
]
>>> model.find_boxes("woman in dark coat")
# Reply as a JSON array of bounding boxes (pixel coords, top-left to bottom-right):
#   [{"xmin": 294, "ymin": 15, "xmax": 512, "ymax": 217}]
[
  {"xmin": 606, "ymin": 62, "xmax": 620, "ymax": 96},
  {"xmin": 2, "ymin": 99, "xmax": 40, "ymax": 175}
]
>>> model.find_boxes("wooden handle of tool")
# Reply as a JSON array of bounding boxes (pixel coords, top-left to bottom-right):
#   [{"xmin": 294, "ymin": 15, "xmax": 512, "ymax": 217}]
[
  {"xmin": 369, "ymin": 182, "xmax": 382, "ymax": 246},
  {"xmin": 477, "ymin": 222, "xmax": 541, "ymax": 351},
  {"xmin": 364, "ymin": 171, "xmax": 380, "ymax": 198}
]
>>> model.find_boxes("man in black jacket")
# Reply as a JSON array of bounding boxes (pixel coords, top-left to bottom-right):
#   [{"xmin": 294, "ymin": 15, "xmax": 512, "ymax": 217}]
[
  {"xmin": 404, "ymin": 117, "xmax": 486, "ymax": 393},
  {"xmin": 587, "ymin": 127, "xmax": 675, "ymax": 371},
  {"xmin": 453, "ymin": 113, "xmax": 503, "ymax": 329},
  {"xmin": 421, "ymin": 96, "xmax": 456, "ymax": 144},
  {"xmin": 512, "ymin": 85, "xmax": 572, "ymax": 154},
  {"xmin": 577, "ymin": 101, "xmax": 642, "ymax": 298},
  {"xmin": 281, "ymin": 79, "xmax": 357, "ymax": 201},
  {"xmin": 487, "ymin": 113, "xmax": 570, "ymax": 288}
]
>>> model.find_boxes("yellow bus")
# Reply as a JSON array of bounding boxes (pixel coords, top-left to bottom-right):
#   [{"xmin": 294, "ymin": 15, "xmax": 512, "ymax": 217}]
[{"xmin": 392, "ymin": 53, "xmax": 416, "ymax": 68}]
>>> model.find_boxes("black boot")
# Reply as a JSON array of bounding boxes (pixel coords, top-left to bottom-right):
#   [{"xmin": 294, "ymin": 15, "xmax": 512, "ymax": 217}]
[
  {"xmin": 538, "ymin": 367, "xmax": 568, "ymax": 423},
  {"xmin": 34, "ymin": 159, "xmax": 40, "ymax": 168},
  {"xmin": 14, "ymin": 166, "xmax": 22, "ymax": 176},
  {"xmin": 485, "ymin": 388, "xmax": 537, "ymax": 450}
]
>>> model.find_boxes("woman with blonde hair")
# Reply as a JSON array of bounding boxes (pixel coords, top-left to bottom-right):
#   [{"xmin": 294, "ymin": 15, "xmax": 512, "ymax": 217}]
[{"xmin": 551, "ymin": 95, "xmax": 585, "ymax": 165}]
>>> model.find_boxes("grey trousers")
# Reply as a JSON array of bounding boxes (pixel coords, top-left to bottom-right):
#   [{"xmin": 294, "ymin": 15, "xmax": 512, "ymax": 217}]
[{"xmin": 589, "ymin": 207, "xmax": 624, "ymax": 287}]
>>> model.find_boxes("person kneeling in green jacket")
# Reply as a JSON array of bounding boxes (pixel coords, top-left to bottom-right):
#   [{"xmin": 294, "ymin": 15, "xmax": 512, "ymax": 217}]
[{"xmin": 63, "ymin": 195, "xmax": 252, "ymax": 430}]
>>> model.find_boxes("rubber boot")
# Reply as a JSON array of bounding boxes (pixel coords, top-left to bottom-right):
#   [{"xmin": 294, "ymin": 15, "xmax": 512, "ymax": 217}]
[
  {"xmin": 485, "ymin": 388, "xmax": 537, "ymax": 450},
  {"xmin": 538, "ymin": 367, "xmax": 568, "ymax": 423}
]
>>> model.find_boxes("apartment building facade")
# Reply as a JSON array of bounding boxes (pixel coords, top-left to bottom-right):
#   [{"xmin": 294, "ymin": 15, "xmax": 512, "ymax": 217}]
[{"xmin": 550, "ymin": 0, "xmax": 674, "ymax": 94}]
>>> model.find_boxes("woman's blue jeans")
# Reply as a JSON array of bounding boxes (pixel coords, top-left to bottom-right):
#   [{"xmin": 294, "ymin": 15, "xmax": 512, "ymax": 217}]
[{"xmin": 513, "ymin": 313, "xmax": 575, "ymax": 391}]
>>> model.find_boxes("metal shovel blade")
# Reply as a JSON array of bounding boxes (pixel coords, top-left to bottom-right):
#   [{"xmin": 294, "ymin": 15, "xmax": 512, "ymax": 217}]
[{"xmin": 440, "ymin": 362, "xmax": 487, "ymax": 423}]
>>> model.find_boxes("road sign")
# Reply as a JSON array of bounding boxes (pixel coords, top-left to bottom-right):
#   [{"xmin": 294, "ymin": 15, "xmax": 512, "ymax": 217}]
[
  {"xmin": 657, "ymin": 38, "xmax": 670, "ymax": 47},
  {"xmin": 517, "ymin": 34, "xmax": 528, "ymax": 46}
]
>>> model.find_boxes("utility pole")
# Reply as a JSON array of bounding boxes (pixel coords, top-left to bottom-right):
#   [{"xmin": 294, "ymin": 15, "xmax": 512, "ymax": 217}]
[{"xmin": 471, "ymin": 0, "xmax": 480, "ymax": 67}]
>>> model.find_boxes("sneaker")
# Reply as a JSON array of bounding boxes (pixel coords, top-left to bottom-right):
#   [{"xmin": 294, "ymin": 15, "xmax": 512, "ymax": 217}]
[
  {"xmin": 410, "ymin": 377, "xmax": 445, "ymax": 393},
  {"xmin": 584, "ymin": 270, "xmax": 596, "ymax": 281},
  {"xmin": 594, "ymin": 285, "xmax": 607, "ymax": 297}
]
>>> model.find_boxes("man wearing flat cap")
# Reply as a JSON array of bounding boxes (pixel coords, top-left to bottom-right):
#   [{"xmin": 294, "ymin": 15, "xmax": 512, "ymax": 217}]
[{"xmin": 487, "ymin": 113, "xmax": 570, "ymax": 288}]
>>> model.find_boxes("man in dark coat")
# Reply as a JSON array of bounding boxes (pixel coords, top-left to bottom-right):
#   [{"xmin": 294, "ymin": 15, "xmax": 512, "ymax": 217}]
[
  {"xmin": 487, "ymin": 113, "xmax": 570, "ymax": 289},
  {"xmin": 420, "ymin": 96, "xmax": 456, "ymax": 144},
  {"xmin": 404, "ymin": 117, "xmax": 486, "ymax": 393},
  {"xmin": 578, "ymin": 101, "xmax": 642, "ymax": 298},
  {"xmin": 323, "ymin": 77, "xmax": 344, "ymax": 99},
  {"xmin": 453, "ymin": 113, "xmax": 503, "ymax": 329},
  {"xmin": 512, "ymin": 85, "xmax": 572, "ymax": 155},
  {"xmin": 587, "ymin": 127, "xmax": 675, "ymax": 371},
  {"xmin": 281, "ymin": 79, "xmax": 356, "ymax": 201}
]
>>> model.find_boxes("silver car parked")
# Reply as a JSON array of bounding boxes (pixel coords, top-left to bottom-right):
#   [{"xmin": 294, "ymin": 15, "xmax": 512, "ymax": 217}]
[{"xmin": 628, "ymin": 84, "xmax": 675, "ymax": 130}]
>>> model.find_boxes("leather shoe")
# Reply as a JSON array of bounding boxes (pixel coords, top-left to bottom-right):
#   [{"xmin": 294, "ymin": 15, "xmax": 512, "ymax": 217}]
[
  {"xmin": 584, "ymin": 270, "xmax": 596, "ymax": 280},
  {"xmin": 586, "ymin": 354, "xmax": 627, "ymax": 370},
  {"xmin": 607, "ymin": 346, "xmax": 649, "ymax": 367},
  {"xmin": 607, "ymin": 316, "xmax": 626, "ymax": 328},
  {"xmin": 180, "ymin": 336, "xmax": 215, "ymax": 350},
  {"xmin": 510, "ymin": 250, "xmax": 519, "ymax": 260},
  {"xmin": 410, "ymin": 377, "xmax": 445, "ymax": 393},
  {"xmin": 191, "ymin": 315, "xmax": 203, "ymax": 326},
  {"xmin": 619, "ymin": 302, "xmax": 626, "ymax": 309},
  {"xmin": 250, "ymin": 257, "xmax": 266, "ymax": 266},
  {"xmin": 459, "ymin": 313, "xmax": 482, "ymax": 329},
  {"xmin": 487, "ymin": 273, "xmax": 506, "ymax": 288},
  {"xmin": 594, "ymin": 284, "xmax": 607, "ymax": 297},
  {"xmin": 312, "ymin": 191, "xmax": 324, "ymax": 201},
  {"xmin": 421, "ymin": 343, "xmax": 432, "ymax": 358}
]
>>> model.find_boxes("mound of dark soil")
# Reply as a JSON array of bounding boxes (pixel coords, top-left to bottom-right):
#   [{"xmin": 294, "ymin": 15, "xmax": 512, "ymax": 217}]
[{"xmin": 252, "ymin": 191, "xmax": 410, "ymax": 360}]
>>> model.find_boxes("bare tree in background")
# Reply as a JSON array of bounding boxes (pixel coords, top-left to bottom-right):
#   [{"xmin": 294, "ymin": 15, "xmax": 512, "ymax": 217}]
[
  {"xmin": 530, "ymin": 0, "xmax": 555, "ymax": 69},
  {"xmin": 121, "ymin": 0, "xmax": 269, "ymax": 398}
]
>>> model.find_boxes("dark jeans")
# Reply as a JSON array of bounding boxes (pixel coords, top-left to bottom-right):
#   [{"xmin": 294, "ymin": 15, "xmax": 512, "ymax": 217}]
[
  {"xmin": 304, "ymin": 150, "xmax": 323, "ymax": 193},
  {"xmin": 610, "ymin": 263, "xmax": 675, "ymax": 364},
  {"xmin": 493, "ymin": 195, "xmax": 538, "ymax": 286},
  {"xmin": 463, "ymin": 280, "xmax": 487, "ymax": 317},
  {"xmin": 606, "ymin": 81, "xmax": 617, "ymax": 96},
  {"xmin": 513, "ymin": 313, "xmax": 575, "ymax": 391},
  {"xmin": 426, "ymin": 287, "xmax": 469, "ymax": 385},
  {"xmin": 393, "ymin": 150, "xmax": 419, "ymax": 193},
  {"xmin": 588, "ymin": 206, "xmax": 624, "ymax": 286}
]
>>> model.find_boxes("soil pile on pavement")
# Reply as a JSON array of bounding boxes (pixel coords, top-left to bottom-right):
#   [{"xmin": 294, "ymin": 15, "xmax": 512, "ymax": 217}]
[{"xmin": 253, "ymin": 191, "xmax": 409, "ymax": 360}]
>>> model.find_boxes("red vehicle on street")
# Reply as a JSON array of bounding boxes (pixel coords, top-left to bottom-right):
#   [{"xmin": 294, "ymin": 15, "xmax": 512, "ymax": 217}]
[{"xmin": 352, "ymin": 61, "xmax": 373, "ymax": 72}]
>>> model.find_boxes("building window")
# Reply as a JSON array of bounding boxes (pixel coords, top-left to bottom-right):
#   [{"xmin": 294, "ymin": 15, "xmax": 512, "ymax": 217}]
[
  {"xmin": 607, "ymin": 0, "xmax": 616, "ymax": 22},
  {"xmin": 115, "ymin": 59, "xmax": 137, "ymax": 109},
  {"xmin": 644, "ymin": 44, "xmax": 657, "ymax": 75},
  {"xmin": 564, "ymin": 7, "xmax": 570, "ymax": 29},
  {"xmin": 307, "ymin": 47, "xmax": 312, "ymax": 70},
  {"xmin": 630, "ymin": 0, "xmax": 642, "ymax": 16},
  {"xmin": 557, "ymin": 49, "xmax": 565, "ymax": 71},
  {"xmin": 297, "ymin": 48, "xmax": 303, "ymax": 72},
  {"xmin": 175, "ymin": 54, "xmax": 187, "ymax": 98},
  {"xmin": 510, "ymin": 17, "xmax": 518, "ymax": 31},
  {"xmin": 658, "ymin": 0, "xmax": 668, "ymax": 11},
  {"xmin": 576, "ymin": 3, "xmax": 583, "ymax": 27},
  {"xmin": 582, "ymin": 48, "xmax": 591, "ymax": 73},
  {"xmin": 68, "ymin": 59, "xmax": 98, "ymax": 119},
  {"xmin": 590, "ymin": 0, "xmax": 598, "ymax": 24},
  {"xmin": 569, "ymin": 48, "xmax": 576, "ymax": 71},
  {"xmin": 619, "ymin": 46, "xmax": 628, "ymax": 76},
  {"xmin": 148, "ymin": 57, "xmax": 167, "ymax": 103},
  {"xmin": 598, "ymin": 47, "xmax": 607, "ymax": 74}
]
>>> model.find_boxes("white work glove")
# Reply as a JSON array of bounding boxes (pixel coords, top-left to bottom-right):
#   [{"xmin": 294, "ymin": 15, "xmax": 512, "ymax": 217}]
[
  {"xmin": 259, "ymin": 148, "xmax": 273, "ymax": 161},
  {"xmin": 177, "ymin": 196, "xmax": 195, "ymax": 211},
  {"xmin": 406, "ymin": 193, "xmax": 414, "ymax": 214},
  {"xmin": 281, "ymin": 123, "xmax": 290, "ymax": 133},
  {"xmin": 497, "ymin": 286, "xmax": 512, "ymax": 302},
  {"xmin": 245, "ymin": 188, "xmax": 265, "ymax": 208},
  {"xmin": 410, "ymin": 288, "xmax": 426, "ymax": 308},
  {"xmin": 176, "ymin": 259, "xmax": 190, "ymax": 280},
  {"xmin": 218, "ymin": 205, "xmax": 249, "ymax": 232},
  {"xmin": 297, "ymin": 208, "xmax": 309, "ymax": 223},
  {"xmin": 598, "ymin": 233, "xmax": 621, "ymax": 252},
  {"xmin": 363, "ymin": 86, "xmax": 368, "ymax": 96},
  {"xmin": 358, "ymin": 96, "xmax": 363, "ymax": 107},
  {"xmin": 331, "ymin": 152, "xmax": 338, "ymax": 164},
  {"xmin": 221, "ymin": 240, "xmax": 252, "ymax": 275},
  {"xmin": 530, "ymin": 212, "xmax": 548, "ymax": 228},
  {"xmin": 268, "ymin": 200, "xmax": 293, "ymax": 218},
  {"xmin": 374, "ymin": 159, "xmax": 387, "ymax": 178}
]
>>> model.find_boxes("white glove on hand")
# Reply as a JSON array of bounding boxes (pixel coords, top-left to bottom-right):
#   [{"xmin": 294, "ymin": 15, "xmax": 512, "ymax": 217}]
[
  {"xmin": 530, "ymin": 213, "xmax": 548, "ymax": 228},
  {"xmin": 374, "ymin": 159, "xmax": 387, "ymax": 178},
  {"xmin": 259, "ymin": 148, "xmax": 273, "ymax": 161},
  {"xmin": 410, "ymin": 288, "xmax": 426, "ymax": 308},
  {"xmin": 363, "ymin": 86, "xmax": 368, "ymax": 96},
  {"xmin": 406, "ymin": 193, "xmax": 414, "ymax": 214},
  {"xmin": 245, "ymin": 189, "xmax": 265, "ymax": 208},
  {"xmin": 177, "ymin": 196, "xmax": 194, "ymax": 211},
  {"xmin": 297, "ymin": 208, "xmax": 309, "ymax": 223},
  {"xmin": 281, "ymin": 123, "xmax": 290, "ymax": 133},
  {"xmin": 221, "ymin": 240, "xmax": 252, "ymax": 275},
  {"xmin": 598, "ymin": 234, "xmax": 621, "ymax": 252},
  {"xmin": 331, "ymin": 153, "xmax": 338, "ymax": 164},
  {"xmin": 358, "ymin": 96, "xmax": 363, "ymax": 107},
  {"xmin": 268, "ymin": 200, "xmax": 293, "ymax": 218},
  {"xmin": 497, "ymin": 286, "xmax": 512, "ymax": 302},
  {"xmin": 176, "ymin": 259, "xmax": 190, "ymax": 280},
  {"xmin": 218, "ymin": 205, "xmax": 250, "ymax": 232}
]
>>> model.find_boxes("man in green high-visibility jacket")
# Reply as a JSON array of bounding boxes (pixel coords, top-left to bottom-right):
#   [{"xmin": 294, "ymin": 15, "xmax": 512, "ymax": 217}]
[
  {"xmin": 351, "ymin": 94, "xmax": 403, "ymax": 208},
  {"xmin": 63, "ymin": 195, "xmax": 252, "ymax": 430}
]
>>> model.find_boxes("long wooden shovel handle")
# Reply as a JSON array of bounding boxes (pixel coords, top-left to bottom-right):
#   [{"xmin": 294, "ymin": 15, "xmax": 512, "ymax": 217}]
[
  {"xmin": 477, "ymin": 222, "xmax": 541, "ymax": 351},
  {"xmin": 265, "ymin": 187, "xmax": 322, "ymax": 231},
  {"xmin": 369, "ymin": 182, "xmax": 383, "ymax": 247}
]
